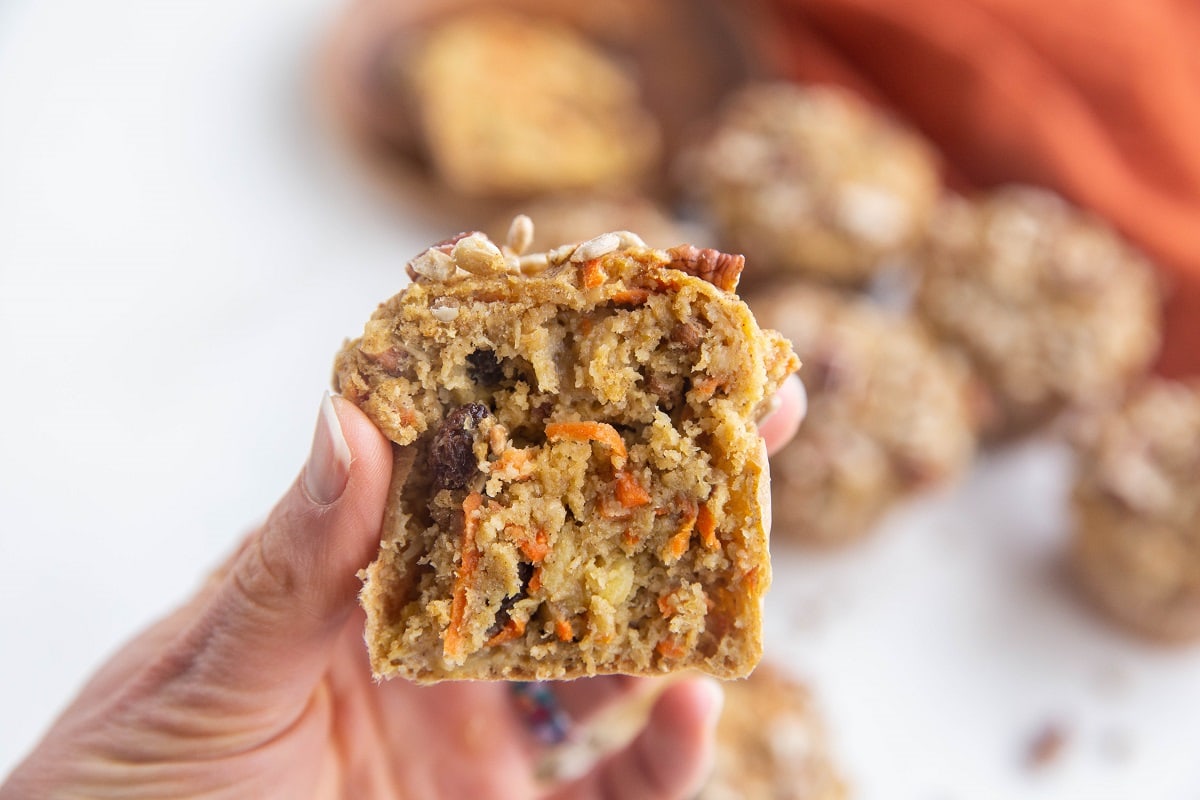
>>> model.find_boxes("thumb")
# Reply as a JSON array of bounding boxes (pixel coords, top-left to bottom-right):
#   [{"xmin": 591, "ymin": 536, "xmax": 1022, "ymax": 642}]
[{"xmin": 144, "ymin": 393, "xmax": 392, "ymax": 719}]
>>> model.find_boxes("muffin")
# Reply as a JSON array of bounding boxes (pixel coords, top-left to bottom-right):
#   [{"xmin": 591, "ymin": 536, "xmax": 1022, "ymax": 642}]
[
  {"xmin": 748, "ymin": 283, "xmax": 977, "ymax": 545},
  {"xmin": 916, "ymin": 186, "xmax": 1161, "ymax": 438},
  {"xmin": 1071, "ymin": 379, "xmax": 1200, "ymax": 641},
  {"xmin": 682, "ymin": 82, "xmax": 940, "ymax": 285},
  {"xmin": 702, "ymin": 665, "xmax": 847, "ymax": 800},
  {"xmin": 335, "ymin": 220, "xmax": 798, "ymax": 681}
]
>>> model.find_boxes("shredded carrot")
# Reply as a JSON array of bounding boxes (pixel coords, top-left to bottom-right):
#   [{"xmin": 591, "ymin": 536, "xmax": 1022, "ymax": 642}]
[
  {"xmin": 528, "ymin": 565, "xmax": 543, "ymax": 594},
  {"xmin": 664, "ymin": 501, "xmax": 699, "ymax": 562},
  {"xmin": 622, "ymin": 527, "xmax": 640, "ymax": 547},
  {"xmin": 545, "ymin": 421, "xmax": 628, "ymax": 469},
  {"xmin": 444, "ymin": 492, "xmax": 484, "ymax": 662},
  {"xmin": 519, "ymin": 528, "xmax": 550, "ymax": 562},
  {"xmin": 554, "ymin": 616, "xmax": 574, "ymax": 642},
  {"xmin": 743, "ymin": 566, "xmax": 761, "ymax": 593},
  {"xmin": 581, "ymin": 259, "xmax": 606, "ymax": 289},
  {"xmin": 611, "ymin": 288, "xmax": 650, "ymax": 306},
  {"xmin": 492, "ymin": 447, "xmax": 532, "ymax": 476},
  {"xmin": 580, "ymin": 317, "xmax": 594, "ymax": 336},
  {"xmin": 655, "ymin": 636, "xmax": 687, "ymax": 660},
  {"xmin": 615, "ymin": 470, "xmax": 651, "ymax": 508},
  {"xmin": 657, "ymin": 594, "xmax": 676, "ymax": 617},
  {"xmin": 485, "ymin": 617, "xmax": 526, "ymax": 647},
  {"xmin": 697, "ymin": 501, "xmax": 718, "ymax": 550}
]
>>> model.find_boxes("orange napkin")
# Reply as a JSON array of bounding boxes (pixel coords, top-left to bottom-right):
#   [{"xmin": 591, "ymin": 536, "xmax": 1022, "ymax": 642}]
[{"xmin": 751, "ymin": 0, "xmax": 1200, "ymax": 376}]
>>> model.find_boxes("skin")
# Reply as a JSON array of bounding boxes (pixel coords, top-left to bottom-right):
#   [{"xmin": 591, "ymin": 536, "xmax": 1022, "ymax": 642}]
[{"xmin": 0, "ymin": 375, "xmax": 805, "ymax": 800}]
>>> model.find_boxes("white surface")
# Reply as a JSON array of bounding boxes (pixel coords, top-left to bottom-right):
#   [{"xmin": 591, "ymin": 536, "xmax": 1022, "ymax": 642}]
[{"xmin": 3, "ymin": 2, "xmax": 1200, "ymax": 797}]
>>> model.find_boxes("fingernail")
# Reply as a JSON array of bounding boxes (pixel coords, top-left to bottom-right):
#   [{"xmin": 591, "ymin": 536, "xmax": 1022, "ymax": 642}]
[{"xmin": 304, "ymin": 392, "xmax": 352, "ymax": 505}]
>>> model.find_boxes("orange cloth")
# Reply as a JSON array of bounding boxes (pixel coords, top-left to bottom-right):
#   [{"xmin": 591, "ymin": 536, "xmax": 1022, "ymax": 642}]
[{"xmin": 753, "ymin": 0, "xmax": 1200, "ymax": 376}]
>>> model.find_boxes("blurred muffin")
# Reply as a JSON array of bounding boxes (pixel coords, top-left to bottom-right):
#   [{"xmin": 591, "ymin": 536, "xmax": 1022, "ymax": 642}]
[
  {"xmin": 748, "ymin": 283, "xmax": 978, "ymax": 545},
  {"xmin": 682, "ymin": 83, "xmax": 941, "ymax": 285},
  {"xmin": 1071, "ymin": 379, "xmax": 1200, "ymax": 641},
  {"xmin": 556, "ymin": 665, "xmax": 846, "ymax": 799},
  {"xmin": 378, "ymin": 9, "xmax": 659, "ymax": 198},
  {"xmin": 488, "ymin": 194, "xmax": 704, "ymax": 251},
  {"xmin": 916, "ymin": 186, "xmax": 1161, "ymax": 439},
  {"xmin": 321, "ymin": 0, "xmax": 752, "ymax": 212},
  {"xmin": 701, "ymin": 665, "xmax": 847, "ymax": 800}
]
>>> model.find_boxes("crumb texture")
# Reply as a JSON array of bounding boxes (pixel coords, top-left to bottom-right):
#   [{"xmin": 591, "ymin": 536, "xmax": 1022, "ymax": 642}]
[{"xmin": 336, "ymin": 230, "xmax": 796, "ymax": 681}]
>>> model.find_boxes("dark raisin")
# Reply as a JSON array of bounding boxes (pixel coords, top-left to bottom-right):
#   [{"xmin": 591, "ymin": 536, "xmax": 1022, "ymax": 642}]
[
  {"xmin": 466, "ymin": 349, "xmax": 505, "ymax": 387},
  {"xmin": 429, "ymin": 403, "xmax": 491, "ymax": 490}
]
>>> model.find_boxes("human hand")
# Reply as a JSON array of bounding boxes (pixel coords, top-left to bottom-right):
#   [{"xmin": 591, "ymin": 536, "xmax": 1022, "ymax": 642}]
[{"xmin": 1, "ymin": 376, "xmax": 805, "ymax": 800}]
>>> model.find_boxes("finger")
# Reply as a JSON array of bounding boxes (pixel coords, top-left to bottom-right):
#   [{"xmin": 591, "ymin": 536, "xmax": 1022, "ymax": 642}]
[
  {"xmin": 547, "ymin": 678, "xmax": 723, "ymax": 800},
  {"xmin": 758, "ymin": 374, "xmax": 807, "ymax": 456},
  {"xmin": 551, "ymin": 675, "xmax": 653, "ymax": 726},
  {"xmin": 137, "ymin": 393, "xmax": 393, "ymax": 715}
]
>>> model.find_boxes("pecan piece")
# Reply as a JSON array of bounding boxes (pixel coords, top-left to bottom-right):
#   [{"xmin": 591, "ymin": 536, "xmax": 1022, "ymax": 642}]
[{"xmin": 665, "ymin": 245, "xmax": 745, "ymax": 292}]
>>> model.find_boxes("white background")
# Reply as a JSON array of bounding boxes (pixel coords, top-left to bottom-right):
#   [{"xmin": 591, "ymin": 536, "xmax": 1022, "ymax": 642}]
[{"xmin": 3, "ymin": 2, "xmax": 1200, "ymax": 797}]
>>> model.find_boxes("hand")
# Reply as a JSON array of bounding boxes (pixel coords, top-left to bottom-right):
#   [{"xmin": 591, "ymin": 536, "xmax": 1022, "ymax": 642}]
[{"xmin": 1, "ymin": 376, "xmax": 806, "ymax": 800}]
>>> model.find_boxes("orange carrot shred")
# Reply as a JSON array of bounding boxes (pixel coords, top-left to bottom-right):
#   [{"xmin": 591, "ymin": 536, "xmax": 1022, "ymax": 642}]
[
  {"xmin": 622, "ymin": 528, "xmax": 641, "ymax": 547},
  {"xmin": 545, "ymin": 421, "xmax": 628, "ymax": 468},
  {"xmin": 697, "ymin": 501, "xmax": 718, "ymax": 550},
  {"xmin": 528, "ymin": 565, "xmax": 543, "ymax": 594},
  {"xmin": 554, "ymin": 616, "xmax": 574, "ymax": 642},
  {"xmin": 485, "ymin": 617, "xmax": 526, "ymax": 647},
  {"xmin": 656, "ymin": 636, "xmax": 687, "ymax": 660},
  {"xmin": 611, "ymin": 288, "xmax": 650, "ymax": 306},
  {"xmin": 615, "ymin": 470, "xmax": 652, "ymax": 508},
  {"xmin": 582, "ymin": 259, "xmax": 606, "ymax": 289},
  {"xmin": 665, "ymin": 501, "xmax": 699, "ymax": 562},
  {"xmin": 657, "ymin": 594, "xmax": 675, "ymax": 617},
  {"xmin": 519, "ymin": 528, "xmax": 550, "ymax": 562},
  {"xmin": 444, "ymin": 492, "xmax": 484, "ymax": 661}
]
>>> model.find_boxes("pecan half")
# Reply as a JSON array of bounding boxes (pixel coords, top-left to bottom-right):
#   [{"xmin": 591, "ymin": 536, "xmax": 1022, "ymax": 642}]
[{"xmin": 665, "ymin": 245, "xmax": 744, "ymax": 292}]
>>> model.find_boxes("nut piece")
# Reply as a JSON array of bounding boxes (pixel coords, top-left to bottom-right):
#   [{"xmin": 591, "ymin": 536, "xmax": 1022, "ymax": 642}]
[
  {"xmin": 430, "ymin": 403, "xmax": 491, "ymax": 491},
  {"xmin": 408, "ymin": 248, "xmax": 458, "ymax": 281},
  {"xmin": 506, "ymin": 214, "xmax": 535, "ymax": 256},
  {"xmin": 666, "ymin": 245, "xmax": 745, "ymax": 292},
  {"xmin": 430, "ymin": 299, "xmax": 460, "ymax": 323},
  {"xmin": 453, "ymin": 232, "xmax": 508, "ymax": 276},
  {"xmin": 570, "ymin": 232, "xmax": 622, "ymax": 263}
]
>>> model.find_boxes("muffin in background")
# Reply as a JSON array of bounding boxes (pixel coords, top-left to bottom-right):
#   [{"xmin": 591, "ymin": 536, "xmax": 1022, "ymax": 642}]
[
  {"xmin": 682, "ymin": 83, "xmax": 941, "ymax": 286},
  {"xmin": 375, "ymin": 9, "xmax": 660, "ymax": 199},
  {"xmin": 916, "ymin": 186, "xmax": 1161, "ymax": 439},
  {"xmin": 749, "ymin": 283, "xmax": 978, "ymax": 545},
  {"xmin": 701, "ymin": 665, "xmax": 847, "ymax": 800},
  {"xmin": 548, "ymin": 664, "xmax": 847, "ymax": 800},
  {"xmin": 1071, "ymin": 379, "xmax": 1200, "ymax": 641}
]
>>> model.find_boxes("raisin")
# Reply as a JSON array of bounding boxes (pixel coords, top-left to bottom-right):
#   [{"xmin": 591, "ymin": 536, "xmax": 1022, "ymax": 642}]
[
  {"xmin": 466, "ymin": 349, "xmax": 505, "ymax": 387},
  {"xmin": 429, "ymin": 403, "xmax": 491, "ymax": 490}
]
